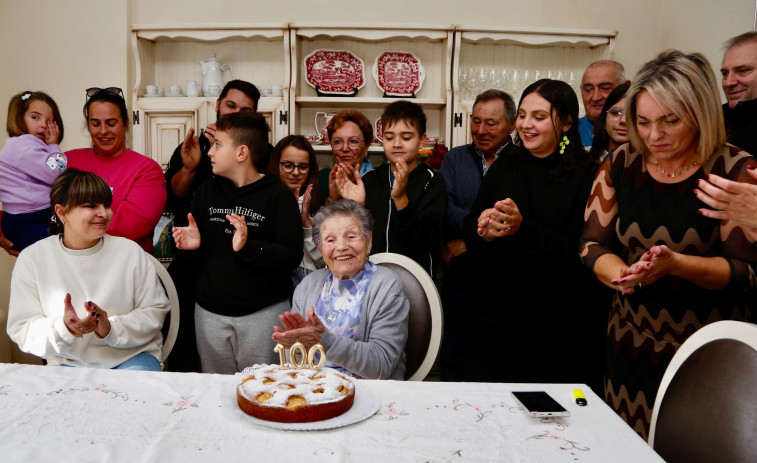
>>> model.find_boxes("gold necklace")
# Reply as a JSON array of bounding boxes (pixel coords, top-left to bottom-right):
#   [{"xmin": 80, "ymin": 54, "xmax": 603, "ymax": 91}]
[{"xmin": 656, "ymin": 158, "xmax": 698, "ymax": 178}]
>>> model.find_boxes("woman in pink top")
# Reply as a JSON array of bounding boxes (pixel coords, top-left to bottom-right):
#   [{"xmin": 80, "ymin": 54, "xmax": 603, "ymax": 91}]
[{"xmin": 66, "ymin": 88, "xmax": 166, "ymax": 252}]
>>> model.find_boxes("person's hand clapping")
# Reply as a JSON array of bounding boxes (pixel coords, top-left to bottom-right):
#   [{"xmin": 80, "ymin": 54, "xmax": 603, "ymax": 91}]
[
  {"xmin": 299, "ymin": 184, "xmax": 314, "ymax": 228},
  {"xmin": 334, "ymin": 164, "xmax": 366, "ymax": 205},
  {"xmin": 272, "ymin": 307, "xmax": 325, "ymax": 350},
  {"xmin": 172, "ymin": 213, "xmax": 201, "ymax": 250},
  {"xmin": 476, "ymin": 199, "xmax": 522, "ymax": 241},
  {"xmin": 226, "ymin": 213, "xmax": 248, "ymax": 252},
  {"xmin": 63, "ymin": 293, "xmax": 98, "ymax": 338},
  {"xmin": 390, "ymin": 161, "xmax": 409, "ymax": 210},
  {"xmin": 180, "ymin": 128, "xmax": 202, "ymax": 173},
  {"xmin": 695, "ymin": 170, "xmax": 757, "ymax": 229},
  {"xmin": 611, "ymin": 245, "xmax": 679, "ymax": 295}
]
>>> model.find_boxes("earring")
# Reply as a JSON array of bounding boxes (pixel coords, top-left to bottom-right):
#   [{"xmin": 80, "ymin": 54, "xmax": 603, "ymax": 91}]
[{"xmin": 559, "ymin": 135, "xmax": 569, "ymax": 155}]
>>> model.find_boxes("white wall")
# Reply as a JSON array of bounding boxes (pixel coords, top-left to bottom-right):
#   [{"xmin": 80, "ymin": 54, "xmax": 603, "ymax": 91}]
[{"xmin": 0, "ymin": 0, "xmax": 754, "ymax": 362}]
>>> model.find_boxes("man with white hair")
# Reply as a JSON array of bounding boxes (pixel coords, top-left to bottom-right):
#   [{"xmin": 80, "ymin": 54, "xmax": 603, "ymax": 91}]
[{"xmin": 578, "ymin": 60, "xmax": 629, "ymax": 149}]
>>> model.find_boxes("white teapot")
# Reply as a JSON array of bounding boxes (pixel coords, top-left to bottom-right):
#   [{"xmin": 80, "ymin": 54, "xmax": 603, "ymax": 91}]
[{"xmin": 199, "ymin": 54, "xmax": 232, "ymax": 97}]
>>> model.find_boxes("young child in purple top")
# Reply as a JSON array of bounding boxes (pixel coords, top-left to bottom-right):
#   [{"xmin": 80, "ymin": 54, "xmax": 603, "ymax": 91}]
[{"xmin": 0, "ymin": 91, "xmax": 66, "ymax": 251}]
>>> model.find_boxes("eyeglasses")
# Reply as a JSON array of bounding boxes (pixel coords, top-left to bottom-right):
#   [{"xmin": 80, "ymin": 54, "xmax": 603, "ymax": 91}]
[
  {"xmin": 331, "ymin": 138, "xmax": 363, "ymax": 150},
  {"xmin": 607, "ymin": 107, "xmax": 625, "ymax": 119},
  {"xmin": 279, "ymin": 161, "xmax": 310, "ymax": 174},
  {"xmin": 85, "ymin": 87, "xmax": 124, "ymax": 102}
]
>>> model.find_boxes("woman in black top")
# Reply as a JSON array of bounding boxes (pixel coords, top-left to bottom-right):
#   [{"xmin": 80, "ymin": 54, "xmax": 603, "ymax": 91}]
[{"xmin": 461, "ymin": 79, "xmax": 608, "ymax": 390}]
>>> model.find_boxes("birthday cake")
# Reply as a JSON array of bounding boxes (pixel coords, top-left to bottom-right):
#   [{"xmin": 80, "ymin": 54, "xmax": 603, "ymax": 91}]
[{"xmin": 237, "ymin": 364, "xmax": 355, "ymax": 423}]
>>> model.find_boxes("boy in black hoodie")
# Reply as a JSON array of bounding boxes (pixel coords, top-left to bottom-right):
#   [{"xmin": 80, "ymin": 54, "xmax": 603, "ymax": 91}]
[
  {"xmin": 172, "ymin": 112, "xmax": 302, "ymax": 373},
  {"xmin": 335, "ymin": 101, "xmax": 446, "ymax": 276}
]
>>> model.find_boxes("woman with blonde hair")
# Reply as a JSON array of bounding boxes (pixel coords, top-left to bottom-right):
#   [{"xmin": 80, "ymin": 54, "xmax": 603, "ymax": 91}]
[{"xmin": 579, "ymin": 50, "xmax": 757, "ymax": 438}]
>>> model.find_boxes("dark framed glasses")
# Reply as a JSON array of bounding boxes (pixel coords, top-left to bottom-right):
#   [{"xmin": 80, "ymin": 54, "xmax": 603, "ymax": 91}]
[
  {"xmin": 85, "ymin": 87, "xmax": 124, "ymax": 102},
  {"xmin": 279, "ymin": 161, "xmax": 310, "ymax": 174}
]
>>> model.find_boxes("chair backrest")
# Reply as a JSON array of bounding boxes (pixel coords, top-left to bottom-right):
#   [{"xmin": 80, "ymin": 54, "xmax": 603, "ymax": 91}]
[
  {"xmin": 370, "ymin": 252, "xmax": 442, "ymax": 381},
  {"xmin": 648, "ymin": 320, "xmax": 757, "ymax": 463},
  {"xmin": 147, "ymin": 254, "xmax": 180, "ymax": 364}
]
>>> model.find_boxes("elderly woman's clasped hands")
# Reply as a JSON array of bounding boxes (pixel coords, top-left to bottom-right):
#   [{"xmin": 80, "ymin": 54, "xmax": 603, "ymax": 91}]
[{"xmin": 272, "ymin": 307, "xmax": 325, "ymax": 349}]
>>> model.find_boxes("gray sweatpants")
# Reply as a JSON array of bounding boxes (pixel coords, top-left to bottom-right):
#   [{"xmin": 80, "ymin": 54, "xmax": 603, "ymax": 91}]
[{"xmin": 195, "ymin": 300, "xmax": 289, "ymax": 374}]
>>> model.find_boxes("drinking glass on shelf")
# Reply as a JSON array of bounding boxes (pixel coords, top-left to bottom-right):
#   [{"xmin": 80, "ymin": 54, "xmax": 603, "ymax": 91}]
[
  {"xmin": 477, "ymin": 68, "xmax": 487, "ymax": 87},
  {"xmin": 567, "ymin": 71, "xmax": 579, "ymax": 94},
  {"xmin": 459, "ymin": 68, "xmax": 470, "ymax": 96},
  {"xmin": 521, "ymin": 69, "xmax": 531, "ymax": 89},
  {"xmin": 510, "ymin": 68, "xmax": 520, "ymax": 94},
  {"xmin": 501, "ymin": 69, "xmax": 509, "ymax": 89}
]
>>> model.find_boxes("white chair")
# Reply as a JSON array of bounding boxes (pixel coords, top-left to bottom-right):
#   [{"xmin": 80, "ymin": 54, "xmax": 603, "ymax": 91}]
[
  {"xmin": 370, "ymin": 252, "xmax": 442, "ymax": 381},
  {"xmin": 648, "ymin": 320, "xmax": 757, "ymax": 463},
  {"xmin": 147, "ymin": 254, "xmax": 180, "ymax": 364}
]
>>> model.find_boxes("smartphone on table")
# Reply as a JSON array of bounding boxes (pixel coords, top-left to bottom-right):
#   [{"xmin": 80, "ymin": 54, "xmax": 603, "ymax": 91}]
[{"xmin": 512, "ymin": 391, "xmax": 570, "ymax": 418}]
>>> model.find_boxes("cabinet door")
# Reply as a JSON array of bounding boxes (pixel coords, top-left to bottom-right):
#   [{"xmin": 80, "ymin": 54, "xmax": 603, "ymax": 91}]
[{"xmin": 146, "ymin": 112, "xmax": 197, "ymax": 170}]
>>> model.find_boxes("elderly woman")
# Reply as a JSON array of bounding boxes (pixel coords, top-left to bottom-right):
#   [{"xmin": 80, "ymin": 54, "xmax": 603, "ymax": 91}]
[
  {"xmin": 7, "ymin": 169, "xmax": 170, "ymax": 370},
  {"xmin": 272, "ymin": 199, "xmax": 409, "ymax": 380},
  {"xmin": 318, "ymin": 110, "xmax": 374, "ymax": 200},
  {"xmin": 66, "ymin": 87, "xmax": 166, "ymax": 252},
  {"xmin": 460, "ymin": 79, "xmax": 606, "ymax": 389},
  {"xmin": 580, "ymin": 50, "xmax": 757, "ymax": 438},
  {"xmin": 589, "ymin": 83, "xmax": 630, "ymax": 162}
]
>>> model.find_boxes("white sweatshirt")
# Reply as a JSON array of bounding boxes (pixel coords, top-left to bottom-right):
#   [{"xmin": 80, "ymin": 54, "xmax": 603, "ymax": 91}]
[{"xmin": 8, "ymin": 235, "xmax": 169, "ymax": 368}]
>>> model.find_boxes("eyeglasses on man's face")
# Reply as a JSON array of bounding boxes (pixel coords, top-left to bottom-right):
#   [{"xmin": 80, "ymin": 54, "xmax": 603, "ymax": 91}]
[
  {"xmin": 279, "ymin": 161, "xmax": 310, "ymax": 174},
  {"xmin": 331, "ymin": 138, "xmax": 363, "ymax": 150}
]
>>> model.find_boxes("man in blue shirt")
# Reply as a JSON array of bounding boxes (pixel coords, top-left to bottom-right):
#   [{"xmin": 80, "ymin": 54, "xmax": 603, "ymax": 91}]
[{"xmin": 578, "ymin": 60, "xmax": 629, "ymax": 150}]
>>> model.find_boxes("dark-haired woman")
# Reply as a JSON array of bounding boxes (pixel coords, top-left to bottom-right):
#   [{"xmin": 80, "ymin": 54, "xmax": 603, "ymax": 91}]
[
  {"xmin": 461, "ymin": 79, "xmax": 607, "ymax": 388},
  {"xmin": 8, "ymin": 169, "xmax": 169, "ymax": 370},
  {"xmin": 589, "ymin": 84, "xmax": 630, "ymax": 162},
  {"xmin": 267, "ymin": 135, "xmax": 327, "ymax": 286},
  {"xmin": 66, "ymin": 87, "xmax": 166, "ymax": 252}
]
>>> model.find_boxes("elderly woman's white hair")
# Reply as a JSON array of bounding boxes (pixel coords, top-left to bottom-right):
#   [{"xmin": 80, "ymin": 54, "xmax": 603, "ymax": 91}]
[
  {"xmin": 626, "ymin": 49, "xmax": 726, "ymax": 163},
  {"xmin": 312, "ymin": 199, "xmax": 374, "ymax": 248}
]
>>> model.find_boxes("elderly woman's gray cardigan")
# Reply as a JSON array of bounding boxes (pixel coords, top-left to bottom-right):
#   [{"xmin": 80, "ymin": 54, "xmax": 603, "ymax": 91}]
[{"xmin": 291, "ymin": 266, "xmax": 409, "ymax": 380}]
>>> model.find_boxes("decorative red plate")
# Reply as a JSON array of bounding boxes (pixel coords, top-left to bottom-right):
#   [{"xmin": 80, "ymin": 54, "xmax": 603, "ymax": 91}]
[
  {"xmin": 373, "ymin": 51, "xmax": 425, "ymax": 97},
  {"xmin": 375, "ymin": 118, "xmax": 383, "ymax": 142},
  {"xmin": 305, "ymin": 49, "xmax": 365, "ymax": 95}
]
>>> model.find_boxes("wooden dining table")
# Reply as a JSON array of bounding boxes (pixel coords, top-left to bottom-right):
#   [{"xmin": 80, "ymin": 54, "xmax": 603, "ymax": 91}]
[{"xmin": 0, "ymin": 363, "xmax": 663, "ymax": 462}]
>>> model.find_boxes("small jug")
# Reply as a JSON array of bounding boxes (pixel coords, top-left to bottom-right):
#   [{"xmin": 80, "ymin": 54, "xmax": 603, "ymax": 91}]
[
  {"xmin": 199, "ymin": 53, "xmax": 232, "ymax": 97},
  {"xmin": 315, "ymin": 112, "xmax": 337, "ymax": 143},
  {"xmin": 186, "ymin": 80, "xmax": 201, "ymax": 97}
]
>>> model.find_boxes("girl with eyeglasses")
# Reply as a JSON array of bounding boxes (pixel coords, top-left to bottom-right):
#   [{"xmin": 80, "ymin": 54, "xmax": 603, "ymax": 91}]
[
  {"xmin": 267, "ymin": 135, "xmax": 327, "ymax": 287},
  {"xmin": 65, "ymin": 87, "xmax": 166, "ymax": 253},
  {"xmin": 589, "ymin": 84, "xmax": 630, "ymax": 162},
  {"xmin": 0, "ymin": 90, "xmax": 66, "ymax": 252}
]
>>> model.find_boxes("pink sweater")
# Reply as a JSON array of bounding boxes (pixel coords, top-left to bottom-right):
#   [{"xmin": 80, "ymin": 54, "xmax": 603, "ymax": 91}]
[{"xmin": 66, "ymin": 148, "xmax": 166, "ymax": 252}]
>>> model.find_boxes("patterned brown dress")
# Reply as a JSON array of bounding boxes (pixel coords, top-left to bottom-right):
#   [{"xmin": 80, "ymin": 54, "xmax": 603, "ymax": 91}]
[{"xmin": 579, "ymin": 143, "xmax": 757, "ymax": 439}]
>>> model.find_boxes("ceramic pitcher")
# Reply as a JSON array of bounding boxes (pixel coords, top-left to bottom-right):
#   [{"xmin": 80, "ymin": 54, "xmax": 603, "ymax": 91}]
[{"xmin": 199, "ymin": 54, "xmax": 232, "ymax": 97}]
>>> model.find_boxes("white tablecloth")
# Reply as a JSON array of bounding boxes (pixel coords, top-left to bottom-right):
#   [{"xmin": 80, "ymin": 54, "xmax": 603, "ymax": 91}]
[{"xmin": 0, "ymin": 364, "xmax": 663, "ymax": 462}]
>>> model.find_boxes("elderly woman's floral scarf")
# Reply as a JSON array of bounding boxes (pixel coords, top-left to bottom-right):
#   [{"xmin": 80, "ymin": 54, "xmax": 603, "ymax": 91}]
[{"xmin": 315, "ymin": 261, "xmax": 377, "ymax": 376}]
